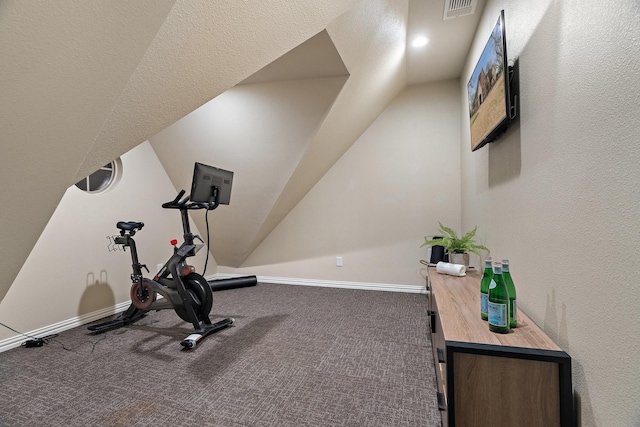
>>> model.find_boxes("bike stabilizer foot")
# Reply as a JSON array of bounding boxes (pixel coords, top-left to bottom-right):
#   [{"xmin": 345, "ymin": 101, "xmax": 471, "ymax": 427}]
[
  {"xmin": 87, "ymin": 305, "xmax": 146, "ymax": 333},
  {"xmin": 180, "ymin": 317, "xmax": 235, "ymax": 349}
]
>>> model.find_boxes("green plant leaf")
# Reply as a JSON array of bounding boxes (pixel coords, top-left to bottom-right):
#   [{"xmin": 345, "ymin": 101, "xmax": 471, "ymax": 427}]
[
  {"xmin": 420, "ymin": 223, "xmax": 490, "ymax": 256},
  {"xmin": 438, "ymin": 222, "xmax": 459, "ymax": 240}
]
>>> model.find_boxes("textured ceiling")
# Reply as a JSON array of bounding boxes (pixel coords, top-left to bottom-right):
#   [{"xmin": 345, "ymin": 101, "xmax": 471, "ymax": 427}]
[
  {"xmin": 72, "ymin": 0, "xmax": 360, "ymax": 183},
  {"xmin": 407, "ymin": 0, "xmax": 486, "ymax": 84},
  {"xmin": 0, "ymin": 0, "xmax": 359, "ymax": 301},
  {"xmin": 152, "ymin": 0, "xmax": 410, "ymax": 267},
  {"xmin": 239, "ymin": 31, "xmax": 348, "ymax": 85},
  {"xmin": 0, "ymin": 0, "xmax": 485, "ymax": 300},
  {"xmin": 150, "ymin": 0, "xmax": 486, "ymax": 267}
]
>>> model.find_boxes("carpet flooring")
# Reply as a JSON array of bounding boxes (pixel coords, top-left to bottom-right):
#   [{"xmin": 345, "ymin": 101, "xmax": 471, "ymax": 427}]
[{"xmin": 0, "ymin": 283, "xmax": 440, "ymax": 426}]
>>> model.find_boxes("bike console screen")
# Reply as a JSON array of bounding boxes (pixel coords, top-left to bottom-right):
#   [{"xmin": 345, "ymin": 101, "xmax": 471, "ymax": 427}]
[{"xmin": 190, "ymin": 162, "xmax": 234, "ymax": 205}]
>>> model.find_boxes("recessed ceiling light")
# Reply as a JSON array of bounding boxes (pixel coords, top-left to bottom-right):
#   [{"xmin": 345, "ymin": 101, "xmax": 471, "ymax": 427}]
[{"xmin": 411, "ymin": 36, "xmax": 429, "ymax": 48}]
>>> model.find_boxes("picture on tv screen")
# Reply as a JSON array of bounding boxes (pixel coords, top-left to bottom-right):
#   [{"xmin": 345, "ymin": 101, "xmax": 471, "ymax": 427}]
[{"xmin": 467, "ymin": 11, "xmax": 510, "ymax": 151}]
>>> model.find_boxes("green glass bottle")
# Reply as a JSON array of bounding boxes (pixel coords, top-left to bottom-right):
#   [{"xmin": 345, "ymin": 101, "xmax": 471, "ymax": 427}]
[
  {"xmin": 488, "ymin": 262, "xmax": 510, "ymax": 334},
  {"xmin": 502, "ymin": 259, "xmax": 517, "ymax": 328},
  {"xmin": 480, "ymin": 257, "xmax": 493, "ymax": 320}
]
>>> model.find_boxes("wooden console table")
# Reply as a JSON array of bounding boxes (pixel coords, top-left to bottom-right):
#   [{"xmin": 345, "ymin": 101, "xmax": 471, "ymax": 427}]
[{"xmin": 427, "ymin": 267, "xmax": 573, "ymax": 427}]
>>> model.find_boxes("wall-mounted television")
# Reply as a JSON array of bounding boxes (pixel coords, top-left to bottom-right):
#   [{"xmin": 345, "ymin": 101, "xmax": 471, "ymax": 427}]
[{"xmin": 467, "ymin": 10, "xmax": 516, "ymax": 151}]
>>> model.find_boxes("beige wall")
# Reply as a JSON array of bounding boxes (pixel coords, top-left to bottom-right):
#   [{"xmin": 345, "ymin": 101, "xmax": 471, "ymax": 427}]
[
  {"xmin": 150, "ymin": 77, "xmax": 348, "ymax": 267},
  {"xmin": 224, "ymin": 79, "xmax": 462, "ymax": 287},
  {"xmin": 0, "ymin": 142, "xmax": 209, "ymax": 341},
  {"xmin": 0, "ymin": 0, "xmax": 361, "ymax": 304},
  {"xmin": 461, "ymin": 1, "xmax": 640, "ymax": 426},
  {"xmin": 3, "ymin": 1, "xmax": 638, "ymax": 423}
]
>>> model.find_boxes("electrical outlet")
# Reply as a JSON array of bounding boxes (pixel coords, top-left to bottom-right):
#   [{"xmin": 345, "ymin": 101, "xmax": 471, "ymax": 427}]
[{"xmin": 336, "ymin": 257, "xmax": 343, "ymax": 267}]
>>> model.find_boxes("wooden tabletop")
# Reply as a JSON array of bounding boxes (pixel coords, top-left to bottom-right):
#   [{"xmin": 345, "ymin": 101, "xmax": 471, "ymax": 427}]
[{"xmin": 429, "ymin": 267, "xmax": 561, "ymax": 351}]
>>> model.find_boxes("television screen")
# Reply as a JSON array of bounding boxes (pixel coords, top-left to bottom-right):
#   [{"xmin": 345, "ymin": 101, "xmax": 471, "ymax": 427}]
[
  {"xmin": 467, "ymin": 10, "xmax": 511, "ymax": 151},
  {"xmin": 190, "ymin": 162, "xmax": 234, "ymax": 205}
]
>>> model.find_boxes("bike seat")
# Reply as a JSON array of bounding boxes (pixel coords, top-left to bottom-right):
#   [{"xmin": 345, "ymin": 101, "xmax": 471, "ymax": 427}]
[{"xmin": 116, "ymin": 221, "xmax": 144, "ymax": 231}]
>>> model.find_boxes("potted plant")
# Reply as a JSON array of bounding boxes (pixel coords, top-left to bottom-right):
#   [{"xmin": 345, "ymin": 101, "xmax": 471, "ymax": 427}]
[{"xmin": 421, "ymin": 222, "xmax": 489, "ymax": 267}]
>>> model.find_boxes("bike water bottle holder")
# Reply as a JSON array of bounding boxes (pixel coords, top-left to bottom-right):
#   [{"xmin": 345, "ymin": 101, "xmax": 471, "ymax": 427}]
[{"xmin": 106, "ymin": 236, "xmax": 126, "ymax": 252}]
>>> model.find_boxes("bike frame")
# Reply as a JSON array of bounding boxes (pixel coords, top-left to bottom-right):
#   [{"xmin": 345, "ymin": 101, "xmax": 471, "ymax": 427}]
[{"xmin": 88, "ymin": 187, "xmax": 257, "ymax": 349}]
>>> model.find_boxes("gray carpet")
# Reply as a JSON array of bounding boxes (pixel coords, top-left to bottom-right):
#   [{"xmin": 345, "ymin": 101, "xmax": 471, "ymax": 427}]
[{"xmin": 0, "ymin": 283, "xmax": 440, "ymax": 426}]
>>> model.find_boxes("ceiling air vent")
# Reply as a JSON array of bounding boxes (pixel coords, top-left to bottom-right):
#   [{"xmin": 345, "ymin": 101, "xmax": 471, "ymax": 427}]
[{"xmin": 443, "ymin": 0, "xmax": 478, "ymax": 20}]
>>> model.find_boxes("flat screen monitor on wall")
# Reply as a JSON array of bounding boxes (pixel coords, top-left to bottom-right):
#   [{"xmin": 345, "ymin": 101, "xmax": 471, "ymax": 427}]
[
  {"xmin": 190, "ymin": 162, "xmax": 234, "ymax": 205},
  {"xmin": 467, "ymin": 10, "xmax": 515, "ymax": 151}
]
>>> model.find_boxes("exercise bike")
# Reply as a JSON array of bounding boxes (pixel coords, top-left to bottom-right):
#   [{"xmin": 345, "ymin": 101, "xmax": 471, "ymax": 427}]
[{"xmin": 88, "ymin": 164, "xmax": 257, "ymax": 349}]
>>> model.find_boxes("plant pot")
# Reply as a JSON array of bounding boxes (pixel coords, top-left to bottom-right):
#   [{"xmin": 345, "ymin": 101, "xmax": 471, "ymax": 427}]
[{"xmin": 448, "ymin": 252, "xmax": 469, "ymax": 267}]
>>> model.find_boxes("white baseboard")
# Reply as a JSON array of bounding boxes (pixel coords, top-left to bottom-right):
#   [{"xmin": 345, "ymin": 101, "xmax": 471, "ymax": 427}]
[
  {"xmin": 0, "ymin": 276, "xmax": 426, "ymax": 353},
  {"xmin": 0, "ymin": 301, "xmax": 131, "ymax": 353},
  {"xmin": 209, "ymin": 273, "xmax": 428, "ymax": 294}
]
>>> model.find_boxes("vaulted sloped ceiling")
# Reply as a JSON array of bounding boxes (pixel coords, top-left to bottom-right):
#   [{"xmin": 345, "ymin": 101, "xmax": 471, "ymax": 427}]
[
  {"xmin": 0, "ymin": 0, "xmax": 485, "ymax": 300},
  {"xmin": 150, "ymin": 31, "xmax": 351, "ymax": 267},
  {"xmin": 0, "ymin": 0, "xmax": 362, "ymax": 301},
  {"xmin": 150, "ymin": 0, "xmax": 410, "ymax": 267},
  {"xmin": 72, "ymin": 0, "xmax": 361, "ymax": 183}
]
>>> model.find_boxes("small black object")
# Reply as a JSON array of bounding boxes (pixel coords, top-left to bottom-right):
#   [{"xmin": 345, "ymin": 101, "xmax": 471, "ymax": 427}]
[
  {"xmin": 430, "ymin": 237, "xmax": 448, "ymax": 264},
  {"xmin": 437, "ymin": 392, "xmax": 447, "ymax": 411},
  {"xmin": 24, "ymin": 339, "xmax": 44, "ymax": 348},
  {"xmin": 208, "ymin": 276, "xmax": 258, "ymax": 292}
]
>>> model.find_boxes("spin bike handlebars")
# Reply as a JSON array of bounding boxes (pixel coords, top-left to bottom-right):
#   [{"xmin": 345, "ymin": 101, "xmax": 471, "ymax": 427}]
[{"xmin": 161, "ymin": 189, "xmax": 220, "ymax": 211}]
